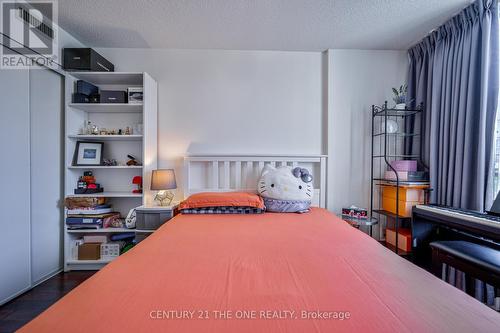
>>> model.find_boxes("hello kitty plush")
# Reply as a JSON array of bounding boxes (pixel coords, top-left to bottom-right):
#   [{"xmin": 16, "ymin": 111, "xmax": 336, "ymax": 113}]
[{"xmin": 258, "ymin": 165, "xmax": 313, "ymax": 213}]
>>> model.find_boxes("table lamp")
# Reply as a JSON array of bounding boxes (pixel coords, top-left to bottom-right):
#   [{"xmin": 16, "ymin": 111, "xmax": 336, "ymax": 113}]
[{"xmin": 151, "ymin": 169, "xmax": 177, "ymax": 206}]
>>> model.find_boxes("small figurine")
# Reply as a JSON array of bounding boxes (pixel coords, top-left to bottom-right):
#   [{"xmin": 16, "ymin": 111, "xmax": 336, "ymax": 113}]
[
  {"xmin": 103, "ymin": 159, "xmax": 118, "ymax": 166},
  {"xmin": 126, "ymin": 154, "xmax": 142, "ymax": 166},
  {"xmin": 74, "ymin": 170, "xmax": 103, "ymax": 194},
  {"xmin": 124, "ymin": 126, "xmax": 131, "ymax": 135},
  {"xmin": 132, "ymin": 176, "xmax": 142, "ymax": 193}
]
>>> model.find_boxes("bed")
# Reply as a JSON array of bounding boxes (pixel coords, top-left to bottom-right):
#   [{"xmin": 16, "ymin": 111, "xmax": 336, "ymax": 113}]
[{"xmin": 19, "ymin": 156, "xmax": 500, "ymax": 332}]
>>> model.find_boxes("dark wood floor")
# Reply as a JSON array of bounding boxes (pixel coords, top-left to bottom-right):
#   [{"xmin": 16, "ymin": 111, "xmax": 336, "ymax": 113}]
[{"xmin": 0, "ymin": 271, "xmax": 96, "ymax": 333}]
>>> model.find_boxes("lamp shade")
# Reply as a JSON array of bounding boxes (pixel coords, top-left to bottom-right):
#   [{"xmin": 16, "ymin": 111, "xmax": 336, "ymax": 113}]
[{"xmin": 151, "ymin": 169, "xmax": 177, "ymax": 190}]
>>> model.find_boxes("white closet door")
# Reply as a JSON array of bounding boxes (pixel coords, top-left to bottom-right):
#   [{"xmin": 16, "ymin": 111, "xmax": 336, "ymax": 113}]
[
  {"xmin": 0, "ymin": 69, "xmax": 32, "ymax": 304},
  {"xmin": 29, "ymin": 67, "xmax": 63, "ymax": 283}
]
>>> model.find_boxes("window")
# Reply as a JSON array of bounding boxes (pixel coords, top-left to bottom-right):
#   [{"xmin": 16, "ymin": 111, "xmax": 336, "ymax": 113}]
[
  {"xmin": 491, "ymin": 102, "xmax": 500, "ymax": 205},
  {"xmin": 494, "ymin": 115, "xmax": 500, "ymax": 191}
]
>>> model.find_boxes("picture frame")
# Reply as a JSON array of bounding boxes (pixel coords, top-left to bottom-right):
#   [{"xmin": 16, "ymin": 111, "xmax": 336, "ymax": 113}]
[{"xmin": 72, "ymin": 141, "xmax": 104, "ymax": 166}]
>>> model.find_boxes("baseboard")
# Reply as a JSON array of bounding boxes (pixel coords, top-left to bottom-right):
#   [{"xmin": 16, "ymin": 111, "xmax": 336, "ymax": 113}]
[
  {"xmin": 0, "ymin": 268, "xmax": 63, "ymax": 306},
  {"xmin": 31, "ymin": 268, "xmax": 63, "ymax": 288},
  {"xmin": 0, "ymin": 285, "xmax": 32, "ymax": 306}
]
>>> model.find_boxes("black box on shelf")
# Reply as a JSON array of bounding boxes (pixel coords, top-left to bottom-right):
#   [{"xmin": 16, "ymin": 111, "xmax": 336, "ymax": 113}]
[
  {"xmin": 72, "ymin": 93, "xmax": 90, "ymax": 103},
  {"xmin": 76, "ymin": 80, "xmax": 99, "ymax": 96},
  {"xmin": 100, "ymin": 90, "xmax": 127, "ymax": 103},
  {"xmin": 74, "ymin": 188, "xmax": 104, "ymax": 194},
  {"xmin": 63, "ymin": 48, "xmax": 114, "ymax": 72},
  {"xmin": 89, "ymin": 94, "xmax": 100, "ymax": 103}
]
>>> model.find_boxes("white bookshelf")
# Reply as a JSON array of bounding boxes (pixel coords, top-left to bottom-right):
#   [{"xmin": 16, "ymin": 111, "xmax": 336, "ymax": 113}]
[
  {"xmin": 69, "ymin": 72, "xmax": 144, "ymax": 85},
  {"xmin": 65, "ymin": 191, "xmax": 143, "ymax": 198},
  {"xmin": 66, "ymin": 228, "xmax": 132, "ymax": 234},
  {"xmin": 67, "ymin": 165, "xmax": 143, "ymax": 169},
  {"xmin": 64, "ymin": 72, "xmax": 158, "ymax": 271},
  {"xmin": 68, "ymin": 134, "xmax": 143, "ymax": 141},
  {"xmin": 69, "ymin": 103, "xmax": 143, "ymax": 113}
]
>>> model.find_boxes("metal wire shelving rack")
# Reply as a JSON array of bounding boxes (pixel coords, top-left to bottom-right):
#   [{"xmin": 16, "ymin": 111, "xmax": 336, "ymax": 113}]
[{"xmin": 370, "ymin": 101, "xmax": 429, "ymax": 255}]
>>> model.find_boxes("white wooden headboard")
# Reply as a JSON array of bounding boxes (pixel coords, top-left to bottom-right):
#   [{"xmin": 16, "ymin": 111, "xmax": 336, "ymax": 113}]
[{"xmin": 184, "ymin": 155, "xmax": 327, "ymax": 208}]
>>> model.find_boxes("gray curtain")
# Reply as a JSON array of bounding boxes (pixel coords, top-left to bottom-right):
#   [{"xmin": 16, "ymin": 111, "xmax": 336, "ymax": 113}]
[{"xmin": 407, "ymin": 0, "xmax": 499, "ymax": 211}]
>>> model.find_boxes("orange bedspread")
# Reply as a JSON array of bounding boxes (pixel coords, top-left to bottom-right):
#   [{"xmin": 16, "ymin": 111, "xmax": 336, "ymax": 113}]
[{"xmin": 20, "ymin": 208, "xmax": 500, "ymax": 332}]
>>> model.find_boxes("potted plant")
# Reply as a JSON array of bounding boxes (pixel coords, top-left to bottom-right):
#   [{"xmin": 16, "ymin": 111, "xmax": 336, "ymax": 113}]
[{"xmin": 392, "ymin": 84, "xmax": 408, "ymax": 110}]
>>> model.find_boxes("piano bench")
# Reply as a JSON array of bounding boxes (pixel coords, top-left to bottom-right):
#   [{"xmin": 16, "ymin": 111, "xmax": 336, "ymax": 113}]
[{"xmin": 430, "ymin": 241, "xmax": 500, "ymax": 294}]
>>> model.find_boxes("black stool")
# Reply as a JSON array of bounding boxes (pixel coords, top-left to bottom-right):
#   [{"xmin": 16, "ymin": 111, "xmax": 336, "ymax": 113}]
[{"xmin": 430, "ymin": 241, "xmax": 500, "ymax": 296}]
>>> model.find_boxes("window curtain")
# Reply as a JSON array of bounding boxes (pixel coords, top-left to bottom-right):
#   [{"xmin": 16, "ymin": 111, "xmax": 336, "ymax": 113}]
[{"xmin": 407, "ymin": 0, "xmax": 499, "ymax": 211}]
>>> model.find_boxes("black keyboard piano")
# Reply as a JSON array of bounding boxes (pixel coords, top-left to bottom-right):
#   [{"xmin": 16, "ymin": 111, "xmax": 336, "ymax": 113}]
[{"xmin": 412, "ymin": 205, "xmax": 500, "ymax": 267}]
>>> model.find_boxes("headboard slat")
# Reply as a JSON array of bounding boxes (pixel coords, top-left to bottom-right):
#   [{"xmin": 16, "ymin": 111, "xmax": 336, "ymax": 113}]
[
  {"xmin": 223, "ymin": 161, "xmax": 230, "ymax": 189},
  {"xmin": 234, "ymin": 161, "xmax": 241, "ymax": 189},
  {"xmin": 212, "ymin": 161, "xmax": 218, "ymax": 188}
]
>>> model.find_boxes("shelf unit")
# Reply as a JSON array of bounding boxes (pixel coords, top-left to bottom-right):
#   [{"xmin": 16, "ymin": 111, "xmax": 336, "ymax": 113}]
[
  {"xmin": 370, "ymin": 101, "xmax": 429, "ymax": 255},
  {"xmin": 66, "ymin": 191, "xmax": 143, "ymax": 198},
  {"xmin": 64, "ymin": 71, "xmax": 158, "ymax": 271},
  {"xmin": 66, "ymin": 228, "xmax": 132, "ymax": 234},
  {"xmin": 68, "ymin": 134, "xmax": 143, "ymax": 141},
  {"xmin": 69, "ymin": 103, "xmax": 143, "ymax": 113},
  {"xmin": 67, "ymin": 165, "xmax": 143, "ymax": 169}
]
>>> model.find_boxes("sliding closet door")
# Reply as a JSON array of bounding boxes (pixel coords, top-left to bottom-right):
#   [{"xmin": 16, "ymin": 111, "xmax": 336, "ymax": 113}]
[
  {"xmin": 0, "ymin": 68, "xmax": 32, "ymax": 304},
  {"xmin": 29, "ymin": 66, "xmax": 63, "ymax": 284}
]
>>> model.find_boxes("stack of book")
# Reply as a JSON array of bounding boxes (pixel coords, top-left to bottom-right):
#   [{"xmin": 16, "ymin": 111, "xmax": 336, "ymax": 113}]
[{"xmin": 65, "ymin": 197, "xmax": 121, "ymax": 229}]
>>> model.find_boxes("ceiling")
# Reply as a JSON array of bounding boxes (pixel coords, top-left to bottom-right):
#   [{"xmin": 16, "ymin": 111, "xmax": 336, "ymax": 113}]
[{"xmin": 57, "ymin": 0, "xmax": 473, "ymax": 51}]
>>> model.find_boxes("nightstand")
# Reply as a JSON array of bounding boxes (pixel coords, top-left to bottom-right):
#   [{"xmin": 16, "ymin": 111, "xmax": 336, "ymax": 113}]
[{"xmin": 135, "ymin": 204, "xmax": 178, "ymax": 243}]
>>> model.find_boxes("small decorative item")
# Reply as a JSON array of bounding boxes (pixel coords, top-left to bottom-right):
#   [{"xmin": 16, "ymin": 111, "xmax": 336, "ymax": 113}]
[
  {"xmin": 84, "ymin": 121, "xmax": 99, "ymax": 135},
  {"xmin": 128, "ymin": 87, "xmax": 143, "ymax": 104},
  {"xmin": 103, "ymin": 158, "xmax": 118, "ymax": 166},
  {"xmin": 151, "ymin": 169, "xmax": 177, "ymax": 206},
  {"xmin": 132, "ymin": 176, "xmax": 143, "ymax": 193},
  {"xmin": 74, "ymin": 170, "xmax": 104, "ymax": 194},
  {"xmin": 392, "ymin": 84, "xmax": 408, "ymax": 110},
  {"xmin": 126, "ymin": 154, "xmax": 141, "ymax": 166},
  {"xmin": 103, "ymin": 213, "xmax": 123, "ymax": 228},
  {"xmin": 118, "ymin": 129, "xmax": 122, "ymax": 135},
  {"xmin": 125, "ymin": 208, "xmax": 137, "ymax": 228},
  {"xmin": 85, "ymin": 120, "xmax": 97, "ymax": 135},
  {"xmin": 124, "ymin": 126, "xmax": 132, "ymax": 135},
  {"xmin": 342, "ymin": 206, "xmax": 368, "ymax": 219},
  {"xmin": 133, "ymin": 123, "xmax": 143, "ymax": 135},
  {"xmin": 381, "ymin": 119, "xmax": 399, "ymax": 134},
  {"xmin": 72, "ymin": 141, "xmax": 104, "ymax": 166},
  {"xmin": 99, "ymin": 128, "xmax": 108, "ymax": 135}
]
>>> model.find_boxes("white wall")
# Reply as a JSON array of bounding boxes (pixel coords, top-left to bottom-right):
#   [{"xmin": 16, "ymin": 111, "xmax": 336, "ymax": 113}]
[
  {"xmin": 97, "ymin": 48, "xmax": 326, "ymax": 197},
  {"xmin": 57, "ymin": 27, "xmax": 85, "ymax": 63},
  {"xmin": 326, "ymin": 49, "xmax": 408, "ymax": 236},
  {"xmin": 96, "ymin": 48, "xmax": 408, "ymax": 215}
]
